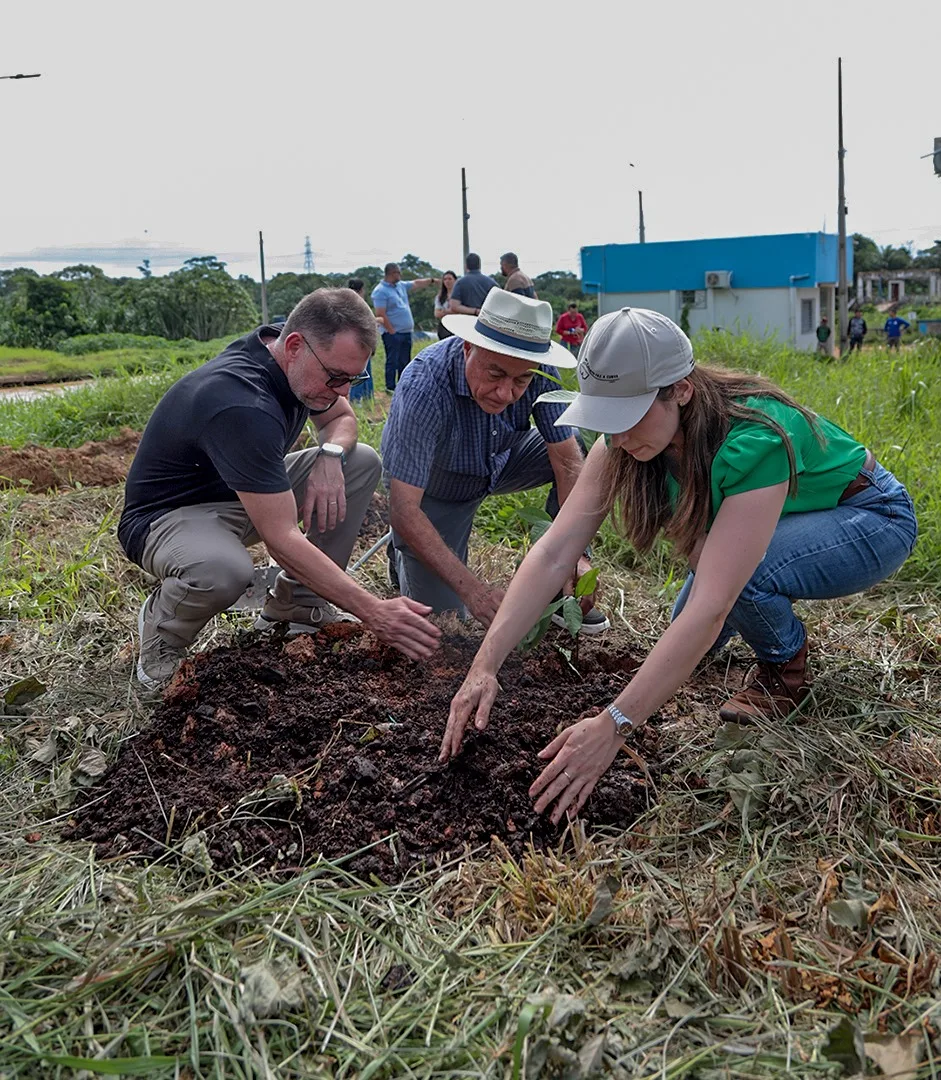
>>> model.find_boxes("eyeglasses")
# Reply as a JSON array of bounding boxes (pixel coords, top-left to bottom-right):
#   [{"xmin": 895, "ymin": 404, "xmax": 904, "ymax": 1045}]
[{"xmin": 299, "ymin": 333, "xmax": 370, "ymax": 388}]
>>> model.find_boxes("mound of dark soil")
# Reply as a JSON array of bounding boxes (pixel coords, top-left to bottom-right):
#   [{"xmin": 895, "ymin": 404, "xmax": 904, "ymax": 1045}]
[
  {"xmin": 66, "ymin": 627, "xmax": 658, "ymax": 880},
  {"xmin": 0, "ymin": 428, "xmax": 141, "ymax": 491}
]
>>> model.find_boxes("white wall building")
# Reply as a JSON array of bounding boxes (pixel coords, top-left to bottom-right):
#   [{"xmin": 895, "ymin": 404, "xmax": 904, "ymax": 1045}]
[{"xmin": 580, "ymin": 233, "xmax": 849, "ymax": 350}]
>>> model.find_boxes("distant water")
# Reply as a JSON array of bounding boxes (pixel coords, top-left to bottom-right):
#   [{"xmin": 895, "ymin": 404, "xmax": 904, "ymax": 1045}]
[{"xmin": 0, "ymin": 380, "xmax": 87, "ymax": 403}]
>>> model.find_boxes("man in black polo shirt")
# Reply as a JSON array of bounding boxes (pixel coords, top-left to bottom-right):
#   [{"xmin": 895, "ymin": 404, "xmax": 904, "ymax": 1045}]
[{"xmin": 120, "ymin": 288, "xmax": 441, "ymax": 688}]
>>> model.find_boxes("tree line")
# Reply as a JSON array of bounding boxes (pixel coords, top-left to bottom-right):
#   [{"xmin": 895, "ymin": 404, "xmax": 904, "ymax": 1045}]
[
  {"xmin": 852, "ymin": 234, "xmax": 941, "ymax": 276},
  {"xmin": 0, "ymin": 254, "xmax": 597, "ymax": 349}
]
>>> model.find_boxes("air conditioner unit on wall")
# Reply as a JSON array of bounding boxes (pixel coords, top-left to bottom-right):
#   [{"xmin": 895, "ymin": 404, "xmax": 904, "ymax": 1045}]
[{"xmin": 705, "ymin": 270, "xmax": 732, "ymax": 289}]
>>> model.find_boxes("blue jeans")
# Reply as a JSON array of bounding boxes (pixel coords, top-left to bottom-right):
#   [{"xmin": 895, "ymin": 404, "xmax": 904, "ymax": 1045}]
[
  {"xmin": 349, "ymin": 357, "xmax": 374, "ymax": 403},
  {"xmin": 671, "ymin": 463, "xmax": 917, "ymax": 662},
  {"xmin": 382, "ymin": 331, "xmax": 412, "ymax": 391}
]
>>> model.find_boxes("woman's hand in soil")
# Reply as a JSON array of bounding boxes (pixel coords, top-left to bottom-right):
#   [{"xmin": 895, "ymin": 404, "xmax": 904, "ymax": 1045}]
[
  {"xmin": 367, "ymin": 597, "xmax": 442, "ymax": 660},
  {"xmin": 304, "ymin": 455, "xmax": 346, "ymax": 534},
  {"xmin": 464, "ymin": 583, "xmax": 505, "ymax": 629},
  {"xmin": 530, "ymin": 712, "xmax": 621, "ymax": 824},
  {"xmin": 439, "ymin": 668, "xmax": 501, "ymax": 760}
]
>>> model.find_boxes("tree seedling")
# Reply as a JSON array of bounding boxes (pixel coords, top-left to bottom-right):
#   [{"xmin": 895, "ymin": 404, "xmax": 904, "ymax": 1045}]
[{"xmin": 516, "ymin": 511, "xmax": 599, "ymax": 665}]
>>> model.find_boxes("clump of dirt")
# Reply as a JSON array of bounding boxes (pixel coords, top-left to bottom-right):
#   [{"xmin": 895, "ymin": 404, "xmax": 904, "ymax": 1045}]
[
  {"xmin": 0, "ymin": 428, "xmax": 141, "ymax": 492},
  {"xmin": 66, "ymin": 627, "xmax": 658, "ymax": 880}
]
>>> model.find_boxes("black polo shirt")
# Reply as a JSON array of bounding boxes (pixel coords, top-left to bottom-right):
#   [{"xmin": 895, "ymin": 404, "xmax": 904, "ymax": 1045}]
[{"xmin": 118, "ymin": 327, "xmax": 309, "ymax": 565}]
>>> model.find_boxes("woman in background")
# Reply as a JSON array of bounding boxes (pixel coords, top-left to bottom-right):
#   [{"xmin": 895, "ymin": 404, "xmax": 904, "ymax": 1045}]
[
  {"xmin": 434, "ymin": 271, "xmax": 458, "ymax": 339},
  {"xmin": 347, "ymin": 278, "xmax": 375, "ymax": 402}
]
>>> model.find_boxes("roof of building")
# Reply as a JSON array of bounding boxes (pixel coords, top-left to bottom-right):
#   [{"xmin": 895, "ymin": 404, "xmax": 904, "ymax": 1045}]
[{"xmin": 580, "ymin": 232, "xmax": 850, "ymax": 294}]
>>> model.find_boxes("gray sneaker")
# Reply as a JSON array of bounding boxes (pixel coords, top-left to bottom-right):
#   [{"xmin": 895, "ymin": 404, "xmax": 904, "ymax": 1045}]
[
  {"xmin": 254, "ymin": 574, "xmax": 359, "ymax": 637},
  {"xmin": 137, "ymin": 594, "xmax": 188, "ymax": 689},
  {"xmin": 551, "ymin": 604, "xmax": 610, "ymax": 635}
]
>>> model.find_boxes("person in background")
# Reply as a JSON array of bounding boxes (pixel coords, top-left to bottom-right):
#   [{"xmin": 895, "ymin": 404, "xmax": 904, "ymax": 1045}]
[
  {"xmin": 371, "ymin": 263, "xmax": 438, "ymax": 392},
  {"xmin": 556, "ymin": 302, "xmax": 588, "ymax": 354},
  {"xmin": 500, "ymin": 252, "xmax": 537, "ymax": 298},
  {"xmin": 434, "ymin": 271, "xmax": 458, "ymax": 340},
  {"xmin": 448, "ymin": 253, "xmax": 498, "ymax": 316},
  {"xmin": 883, "ymin": 310, "xmax": 910, "ymax": 350},
  {"xmin": 847, "ymin": 310, "xmax": 868, "ymax": 353},
  {"xmin": 347, "ymin": 279, "xmax": 374, "ymax": 402},
  {"xmin": 440, "ymin": 308, "xmax": 916, "ymax": 825},
  {"xmin": 815, "ymin": 315, "xmax": 832, "ymax": 357}
]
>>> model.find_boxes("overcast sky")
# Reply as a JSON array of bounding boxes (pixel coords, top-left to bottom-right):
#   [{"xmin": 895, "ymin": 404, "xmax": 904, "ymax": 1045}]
[{"xmin": 2, "ymin": 0, "xmax": 939, "ymax": 281}]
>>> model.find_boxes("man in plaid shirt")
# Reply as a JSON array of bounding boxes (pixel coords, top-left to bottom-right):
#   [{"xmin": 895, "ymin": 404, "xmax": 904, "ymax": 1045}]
[{"xmin": 381, "ymin": 291, "xmax": 608, "ymax": 631}]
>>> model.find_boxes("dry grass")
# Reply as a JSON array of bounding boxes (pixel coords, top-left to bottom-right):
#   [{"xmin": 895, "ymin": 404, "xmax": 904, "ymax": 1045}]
[{"xmin": 0, "ymin": 480, "xmax": 939, "ymax": 1077}]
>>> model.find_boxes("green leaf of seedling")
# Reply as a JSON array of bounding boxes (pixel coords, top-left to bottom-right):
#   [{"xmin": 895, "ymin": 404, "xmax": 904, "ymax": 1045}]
[
  {"xmin": 535, "ymin": 389, "xmax": 578, "ymax": 405},
  {"xmin": 528, "ymin": 518, "xmax": 552, "ymax": 543},
  {"xmin": 519, "ymin": 615, "xmax": 552, "ymax": 654},
  {"xmin": 562, "ymin": 596, "xmax": 583, "ymax": 638},
  {"xmin": 574, "ymin": 567, "xmax": 599, "ymax": 599},
  {"xmin": 516, "ymin": 507, "xmax": 552, "ymax": 526}
]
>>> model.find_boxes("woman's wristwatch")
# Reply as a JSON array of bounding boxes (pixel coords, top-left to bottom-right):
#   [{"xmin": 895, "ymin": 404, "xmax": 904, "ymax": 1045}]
[{"xmin": 607, "ymin": 704, "xmax": 636, "ymax": 738}]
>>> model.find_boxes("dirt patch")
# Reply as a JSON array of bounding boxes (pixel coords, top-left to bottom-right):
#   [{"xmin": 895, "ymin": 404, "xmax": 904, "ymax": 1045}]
[
  {"xmin": 0, "ymin": 429, "xmax": 141, "ymax": 492},
  {"xmin": 358, "ymin": 490, "xmax": 390, "ymax": 547},
  {"xmin": 65, "ymin": 626, "xmax": 659, "ymax": 880}
]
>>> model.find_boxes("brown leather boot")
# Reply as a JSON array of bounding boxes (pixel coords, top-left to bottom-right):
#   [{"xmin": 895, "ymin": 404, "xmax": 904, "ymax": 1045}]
[{"xmin": 719, "ymin": 642, "xmax": 811, "ymax": 724}]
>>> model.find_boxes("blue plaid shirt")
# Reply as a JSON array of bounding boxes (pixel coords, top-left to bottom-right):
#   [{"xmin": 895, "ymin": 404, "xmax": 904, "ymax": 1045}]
[{"xmin": 380, "ymin": 336, "xmax": 577, "ymax": 502}]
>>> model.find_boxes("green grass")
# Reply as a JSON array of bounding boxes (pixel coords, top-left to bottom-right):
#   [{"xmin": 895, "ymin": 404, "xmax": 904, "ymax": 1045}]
[
  {"xmin": 0, "ymin": 333, "xmax": 939, "ymax": 1076},
  {"xmin": 0, "ymin": 340, "xmax": 217, "ymax": 387}
]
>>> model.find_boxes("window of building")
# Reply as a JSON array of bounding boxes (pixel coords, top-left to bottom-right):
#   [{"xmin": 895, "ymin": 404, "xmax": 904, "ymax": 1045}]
[
  {"xmin": 800, "ymin": 299, "xmax": 814, "ymax": 335},
  {"xmin": 681, "ymin": 290, "xmax": 706, "ymax": 310}
]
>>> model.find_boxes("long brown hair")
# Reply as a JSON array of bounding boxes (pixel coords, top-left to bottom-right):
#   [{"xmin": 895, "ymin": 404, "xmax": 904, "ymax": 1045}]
[{"xmin": 602, "ymin": 364, "xmax": 822, "ymax": 557}]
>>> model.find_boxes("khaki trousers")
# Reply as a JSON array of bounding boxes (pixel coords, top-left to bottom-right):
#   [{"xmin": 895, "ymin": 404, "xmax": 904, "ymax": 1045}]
[{"xmin": 139, "ymin": 443, "xmax": 381, "ymax": 648}]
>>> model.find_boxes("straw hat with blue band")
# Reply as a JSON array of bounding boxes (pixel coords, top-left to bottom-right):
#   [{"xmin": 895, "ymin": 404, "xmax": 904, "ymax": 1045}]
[{"xmin": 442, "ymin": 290, "xmax": 577, "ymax": 368}]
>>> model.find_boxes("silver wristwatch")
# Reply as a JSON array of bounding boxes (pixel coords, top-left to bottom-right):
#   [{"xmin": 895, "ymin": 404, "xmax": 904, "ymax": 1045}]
[
  {"xmin": 320, "ymin": 442, "xmax": 346, "ymax": 464},
  {"xmin": 607, "ymin": 704, "xmax": 636, "ymax": 737}
]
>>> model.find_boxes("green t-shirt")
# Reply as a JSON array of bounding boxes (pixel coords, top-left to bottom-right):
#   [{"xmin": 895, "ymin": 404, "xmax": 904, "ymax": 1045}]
[
  {"xmin": 816, "ymin": 324, "xmax": 831, "ymax": 342},
  {"xmin": 666, "ymin": 396, "xmax": 867, "ymax": 525}
]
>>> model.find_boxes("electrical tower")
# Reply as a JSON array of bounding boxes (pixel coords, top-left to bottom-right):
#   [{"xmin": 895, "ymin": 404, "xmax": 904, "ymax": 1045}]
[{"xmin": 303, "ymin": 236, "xmax": 314, "ymax": 274}]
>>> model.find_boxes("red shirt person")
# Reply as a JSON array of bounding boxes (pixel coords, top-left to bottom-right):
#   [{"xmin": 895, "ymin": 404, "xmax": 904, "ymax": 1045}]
[{"xmin": 556, "ymin": 304, "xmax": 588, "ymax": 354}]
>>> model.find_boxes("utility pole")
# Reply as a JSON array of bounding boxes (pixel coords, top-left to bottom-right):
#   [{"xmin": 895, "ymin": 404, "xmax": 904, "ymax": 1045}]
[
  {"xmin": 638, "ymin": 190, "xmax": 646, "ymax": 244},
  {"xmin": 303, "ymin": 235, "xmax": 314, "ymax": 274},
  {"xmin": 837, "ymin": 57, "xmax": 848, "ymax": 355},
  {"xmin": 258, "ymin": 230, "xmax": 268, "ymax": 324},
  {"xmin": 461, "ymin": 167, "xmax": 470, "ymax": 267}
]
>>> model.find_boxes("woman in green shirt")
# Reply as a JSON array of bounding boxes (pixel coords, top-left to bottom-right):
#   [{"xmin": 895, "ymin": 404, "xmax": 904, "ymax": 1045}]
[{"xmin": 439, "ymin": 308, "xmax": 917, "ymax": 823}]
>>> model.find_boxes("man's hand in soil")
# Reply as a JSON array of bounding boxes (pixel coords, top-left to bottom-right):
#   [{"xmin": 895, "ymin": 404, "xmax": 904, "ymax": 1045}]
[
  {"xmin": 439, "ymin": 666, "xmax": 501, "ymax": 760},
  {"xmin": 463, "ymin": 583, "xmax": 505, "ymax": 629},
  {"xmin": 530, "ymin": 712, "xmax": 623, "ymax": 824},
  {"xmin": 563, "ymin": 555, "xmax": 598, "ymax": 615},
  {"xmin": 303, "ymin": 454, "xmax": 346, "ymax": 534},
  {"xmin": 367, "ymin": 596, "xmax": 442, "ymax": 661}
]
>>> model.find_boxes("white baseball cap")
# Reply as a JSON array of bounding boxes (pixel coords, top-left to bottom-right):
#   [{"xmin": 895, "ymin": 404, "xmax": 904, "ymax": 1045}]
[{"xmin": 554, "ymin": 308, "xmax": 694, "ymax": 433}]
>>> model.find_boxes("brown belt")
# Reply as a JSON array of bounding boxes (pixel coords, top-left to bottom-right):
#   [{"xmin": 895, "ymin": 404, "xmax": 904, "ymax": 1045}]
[{"xmin": 838, "ymin": 449, "xmax": 877, "ymax": 503}]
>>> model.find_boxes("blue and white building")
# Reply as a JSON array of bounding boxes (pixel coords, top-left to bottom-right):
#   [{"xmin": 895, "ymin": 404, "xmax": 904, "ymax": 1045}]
[{"xmin": 580, "ymin": 233, "xmax": 851, "ymax": 350}]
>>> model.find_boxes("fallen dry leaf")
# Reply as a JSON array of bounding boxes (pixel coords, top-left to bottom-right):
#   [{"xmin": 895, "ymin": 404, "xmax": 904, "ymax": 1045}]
[{"xmin": 864, "ymin": 1033, "xmax": 923, "ymax": 1080}]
